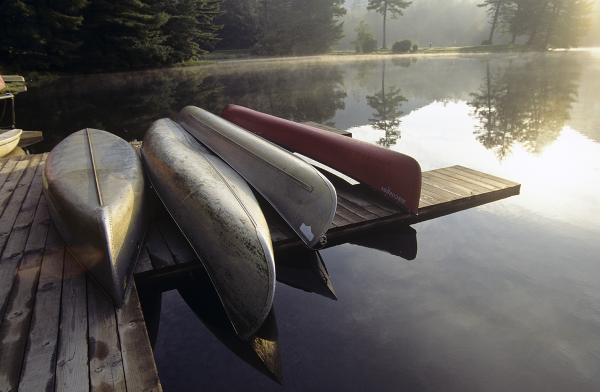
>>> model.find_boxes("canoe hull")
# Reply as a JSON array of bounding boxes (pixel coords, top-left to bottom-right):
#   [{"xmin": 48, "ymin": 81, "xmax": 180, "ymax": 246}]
[
  {"xmin": 222, "ymin": 104, "xmax": 422, "ymax": 214},
  {"xmin": 43, "ymin": 129, "xmax": 145, "ymax": 305},
  {"xmin": 0, "ymin": 129, "xmax": 22, "ymax": 158},
  {"xmin": 142, "ymin": 118, "xmax": 275, "ymax": 339},
  {"xmin": 178, "ymin": 106, "xmax": 337, "ymax": 248}
]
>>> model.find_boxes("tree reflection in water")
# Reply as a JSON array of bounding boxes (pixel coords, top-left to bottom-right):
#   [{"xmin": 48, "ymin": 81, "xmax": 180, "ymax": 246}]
[
  {"xmin": 366, "ymin": 61, "xmax": 407, "ymax": 147},
  {"xmin": 469, "ymin": 57, "xmax": 581, "ymax": 159},
  {"xmin": 17, "ymin": 62, "xmax": 347, "ymax": 152}
]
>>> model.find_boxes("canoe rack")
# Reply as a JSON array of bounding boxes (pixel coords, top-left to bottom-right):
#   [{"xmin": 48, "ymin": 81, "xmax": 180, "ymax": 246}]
[{"xmin": 0, "ymin": 124, "xmax": 519, "ymax": 390}]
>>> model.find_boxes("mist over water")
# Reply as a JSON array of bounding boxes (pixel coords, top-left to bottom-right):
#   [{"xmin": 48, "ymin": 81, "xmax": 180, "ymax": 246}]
[{"xmin": 15, "ymin": 51, "xmax": 600, "ymax": 390}]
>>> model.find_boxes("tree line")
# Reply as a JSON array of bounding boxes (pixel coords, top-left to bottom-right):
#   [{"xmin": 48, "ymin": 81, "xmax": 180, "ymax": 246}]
[
  {"xmin": 479, "ymin": 0, "xmax": 592, "ymax": 48},
  {"xmin": 0, "ymin": 0, "xmax": 346, "ymax": 71}
]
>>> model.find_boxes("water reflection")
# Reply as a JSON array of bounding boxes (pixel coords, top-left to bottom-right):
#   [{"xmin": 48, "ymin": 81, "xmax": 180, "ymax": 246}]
[
  {"xmin": 17, "ymin": 63, "xmax": 346, "ymax": 152},
  {"xmin": 366, "ymin": 62, "xmax": 406, "ymax": 147},
  {"xmin": 275, "ymin": 249, "xmax": 337, "ymax": 300},
  {"xmin": 349, "ymin": 225, "xmax": 417, "ymax": 260},
  {"xmin": 468, "ymin": 57, "xmax": 581, "ymax": 159},
  {"xmin": 178, "ymin": 270, "xmax": 282, "ymax": 382}
]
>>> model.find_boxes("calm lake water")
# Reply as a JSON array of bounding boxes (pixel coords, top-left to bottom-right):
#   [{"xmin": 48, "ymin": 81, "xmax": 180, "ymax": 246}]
[{"xmin": 15, "ymin": 51, "xmax": 600, "ymax": 391}]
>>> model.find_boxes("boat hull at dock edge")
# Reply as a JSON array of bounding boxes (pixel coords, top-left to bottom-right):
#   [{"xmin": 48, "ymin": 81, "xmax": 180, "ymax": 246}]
[
  {"xmin": 178, "ymin": 106, "xmax": 337, "ymax": 249},
  {"xmin": 222, "ymin": 104, "xmax": 422, "ymax": 214},
  {"xmin": 141, "ymin": 118, "xmax": 275, "ymax": 339},
  {"xmin": 42, "ymin": 129, "xmax": 146, "ymax": 306}
]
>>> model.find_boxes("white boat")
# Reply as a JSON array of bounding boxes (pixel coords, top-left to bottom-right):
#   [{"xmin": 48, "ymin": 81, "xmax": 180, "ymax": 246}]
[
  {"xmin": 142, "ymin": 118, "xmax": 276, "ymax": 339},
  {"xmin": 0, "ymin": 129, "xmax": 22, "ymax": 158},
  {"xmin": 43, "ymin": 129, "xmax": 146, "ymax": 305}
]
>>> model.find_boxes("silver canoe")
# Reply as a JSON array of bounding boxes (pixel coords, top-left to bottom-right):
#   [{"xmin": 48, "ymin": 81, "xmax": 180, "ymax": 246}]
[
  {"xmin": 43, "ymin": 129, "xmax": 145, "ymax": 306},
  {"xmin": 178, "ymin": 106, "xmax": 337, "ymax": 249},
  {"xmin": 141, "ymin": 118, "xmax": 276, "ymax": 339}
]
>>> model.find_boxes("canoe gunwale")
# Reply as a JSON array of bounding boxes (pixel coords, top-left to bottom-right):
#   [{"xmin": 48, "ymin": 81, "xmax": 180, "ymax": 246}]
[{"xmin": 178, "ymin": 106, "xmax": 338, "ymax": 249}]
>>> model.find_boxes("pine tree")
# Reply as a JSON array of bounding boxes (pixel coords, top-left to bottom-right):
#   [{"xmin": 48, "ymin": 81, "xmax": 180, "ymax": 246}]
[
  {"xmin": 367, "ymin": 0, "xmax": 412, "ymax": 49},
  {"xmin": 36, "ymin": 1, "xmax": 89, "ymax": 68},
  {"xmin": 0, "ymin": 1, "xmax": 88, "ymax": 69},
  {"xmin": 0, "ymin": 1, "xmax": 39, "ymax": 66},
  {"xmin": 478, "ymin": 0, "xmax": 511, "ymax": 44},
  {"xmin": 217, "ymin": 0, "xmax": 261, "ymax": 50},
  {"xmin": 256, "ymin": 0, "xmax": 345, "ymax": 55},
  {"xmin": 81, "ymin": 0, "xmax": 170, "ymax": 69},
  {"xmin": 160, "ymin": 0, "xmax": 222, "ymax": 63}
]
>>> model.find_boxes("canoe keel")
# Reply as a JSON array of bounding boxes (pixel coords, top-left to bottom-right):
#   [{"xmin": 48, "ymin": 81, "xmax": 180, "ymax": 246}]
[{"xmin": 43, "ymin": 129, "xmax": 146, "ymax": 306}]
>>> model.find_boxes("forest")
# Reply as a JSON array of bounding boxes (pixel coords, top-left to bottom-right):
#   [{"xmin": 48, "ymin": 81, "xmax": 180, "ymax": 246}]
[{"xmin": 0, "ymin": 0, "xmax": 596, "ymax": 72}]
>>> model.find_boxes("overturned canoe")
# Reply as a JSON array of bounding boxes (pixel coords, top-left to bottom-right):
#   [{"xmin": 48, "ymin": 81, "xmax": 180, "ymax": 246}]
[
  {"xmin": 222, "ymin": 104, "xmax": 422, "ymax": 214},
  {"xmin": 0, "ymin": 129, "xmax": 22, "ymax": 158},
  {"xmin": 43, "ymin": 129, "xmax": 145, "ymax": 305},
  {"xmin": 142, "ymin": 118, "xmax": 275, "ymax": 339},
  {"xmin": 178, "ymin": 106, "xmax": 337, "ymax": 248}
]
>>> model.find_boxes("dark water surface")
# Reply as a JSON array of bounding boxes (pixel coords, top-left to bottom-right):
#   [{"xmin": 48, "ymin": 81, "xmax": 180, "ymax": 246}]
[{"xmin": 17, "ymin": 52, "xmax": 600, "ymax": 390}]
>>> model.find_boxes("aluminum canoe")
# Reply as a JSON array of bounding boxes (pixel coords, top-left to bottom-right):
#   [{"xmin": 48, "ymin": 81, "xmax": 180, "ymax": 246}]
[
  {"xmin": 222, "ymin": 104, "xmax": 422, "ymax": 214},
  {"xmin": 141, "ymin": 118, "xmax": 275, "ymax": 339},
  {"xmin": 43, "ymin": 129, "xmax": 146, "ymax": 306},
  {"xmin": 178, "ymin": 106, "xmax": 337, "ymax": 249}
]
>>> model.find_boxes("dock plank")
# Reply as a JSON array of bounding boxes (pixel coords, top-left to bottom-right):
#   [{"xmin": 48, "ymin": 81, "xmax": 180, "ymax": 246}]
[
  {"xmin": 18, "ymin": 227, "xmax": 65, "ymax": 392},
  {"xmin": 0, "ymin": 193, "xmax": 48, "ymax": 391},
  {"xmin": 0, "ymin": 156, "xmax": 45, "ymax": 320},
  {"xmin": 116, "ymin": 282, "xmax": 162, "ymax": 392},
  {"xmin": 87, "ymin": 278, "xmax": 127, "ymax": 392},
  {"xmin": 55, "ymin": 253, "xmax": 89, "ymax": 392}
]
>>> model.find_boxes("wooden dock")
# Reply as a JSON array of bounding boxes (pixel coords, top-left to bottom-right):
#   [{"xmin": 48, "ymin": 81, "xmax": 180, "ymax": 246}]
[
  {"xmin": 0, "ymin": 154, "xmax": 161, "ymax": 392},
  {"xmin": 0, "ymin": 148, "xmax": 519, "ymax": 390}
]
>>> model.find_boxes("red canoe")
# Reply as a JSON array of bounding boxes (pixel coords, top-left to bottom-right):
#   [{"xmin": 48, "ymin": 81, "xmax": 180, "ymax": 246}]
[{"xmin": 221, "ymin": 104, "xmax": 422, "ymax": 214}]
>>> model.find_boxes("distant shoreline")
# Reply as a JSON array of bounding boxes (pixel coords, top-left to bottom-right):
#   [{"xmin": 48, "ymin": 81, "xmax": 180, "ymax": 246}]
[{"xmin": 8, "ymin": 44, "xmax": 592, "ymax": 82}]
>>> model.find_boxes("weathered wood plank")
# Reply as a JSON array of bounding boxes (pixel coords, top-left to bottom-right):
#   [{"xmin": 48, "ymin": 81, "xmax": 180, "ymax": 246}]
[
  {"xmin": 56, "ymin": 252, "xmax": 89, "ymax": 392},
  {"xmin": 423, "ymin": 175, "xmax": 475, "ymax": 198},
  {"xmin": 0, "ymin": 156, "xmax": 45, "ymax": 319},
  {"xmin": 427, "ymin": 170, "xmax": 494, "ymax": 194},
  {"xmin": 0, "ymin": 159, "xmax": 32, "ymax": 233},
  {"xmin": 87, "ymin": 278, "xmax": 126, "ymax": 392},
  {"xmin": 0, "ymin": 159, "xmax": 19, "ymax": 193},
  {"xmin": 18, "ymin": 227, "xmax": 65, "ymax": 392},
  {"xmin": 452, "ymin": 165, "xmax": 519, "ymax": 187},
  {"xmin": 116, "ymin": 282, "xmax": 162, "ymax": 392},
  {"xmin": 335, "ymin": 198, "xmax": 380, "ymax": 221},
  {"xmin": 0, "ymin": 193, "xmax": 49, "ymax": 392},
  {"xmin": 435, "ymin": 167, "xmax": 499, "ymax": 191}
]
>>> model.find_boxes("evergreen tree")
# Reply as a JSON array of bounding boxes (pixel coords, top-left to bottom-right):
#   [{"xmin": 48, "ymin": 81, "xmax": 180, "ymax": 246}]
[
  {"xmin": 353, "ymin": 21, "xmax": 378, "ymax": 53},
  {"xmin": 256, "ymin": 0, "xmax": 346, "ymax": 55},
  {"xmin": 81, "ymin": 0, "xmax": 170, "ymax": 69},
  {"xmin": 160, "ymin": 0, "xmax": 222, "ymax": 63},
  {"xmin": 367, "ymin": 0, "xmax": 412, "ymax": 49},
  {"xmin": 0, "ymin": 1, "xmax": 88, "ymax": 69},
  {"xmin": 216, "ymin": 0, "xmax": 261, "ymax": 50},
  {"xmin": 478, "ymin": 0, "xmax": 511, "ymax": 44}
]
